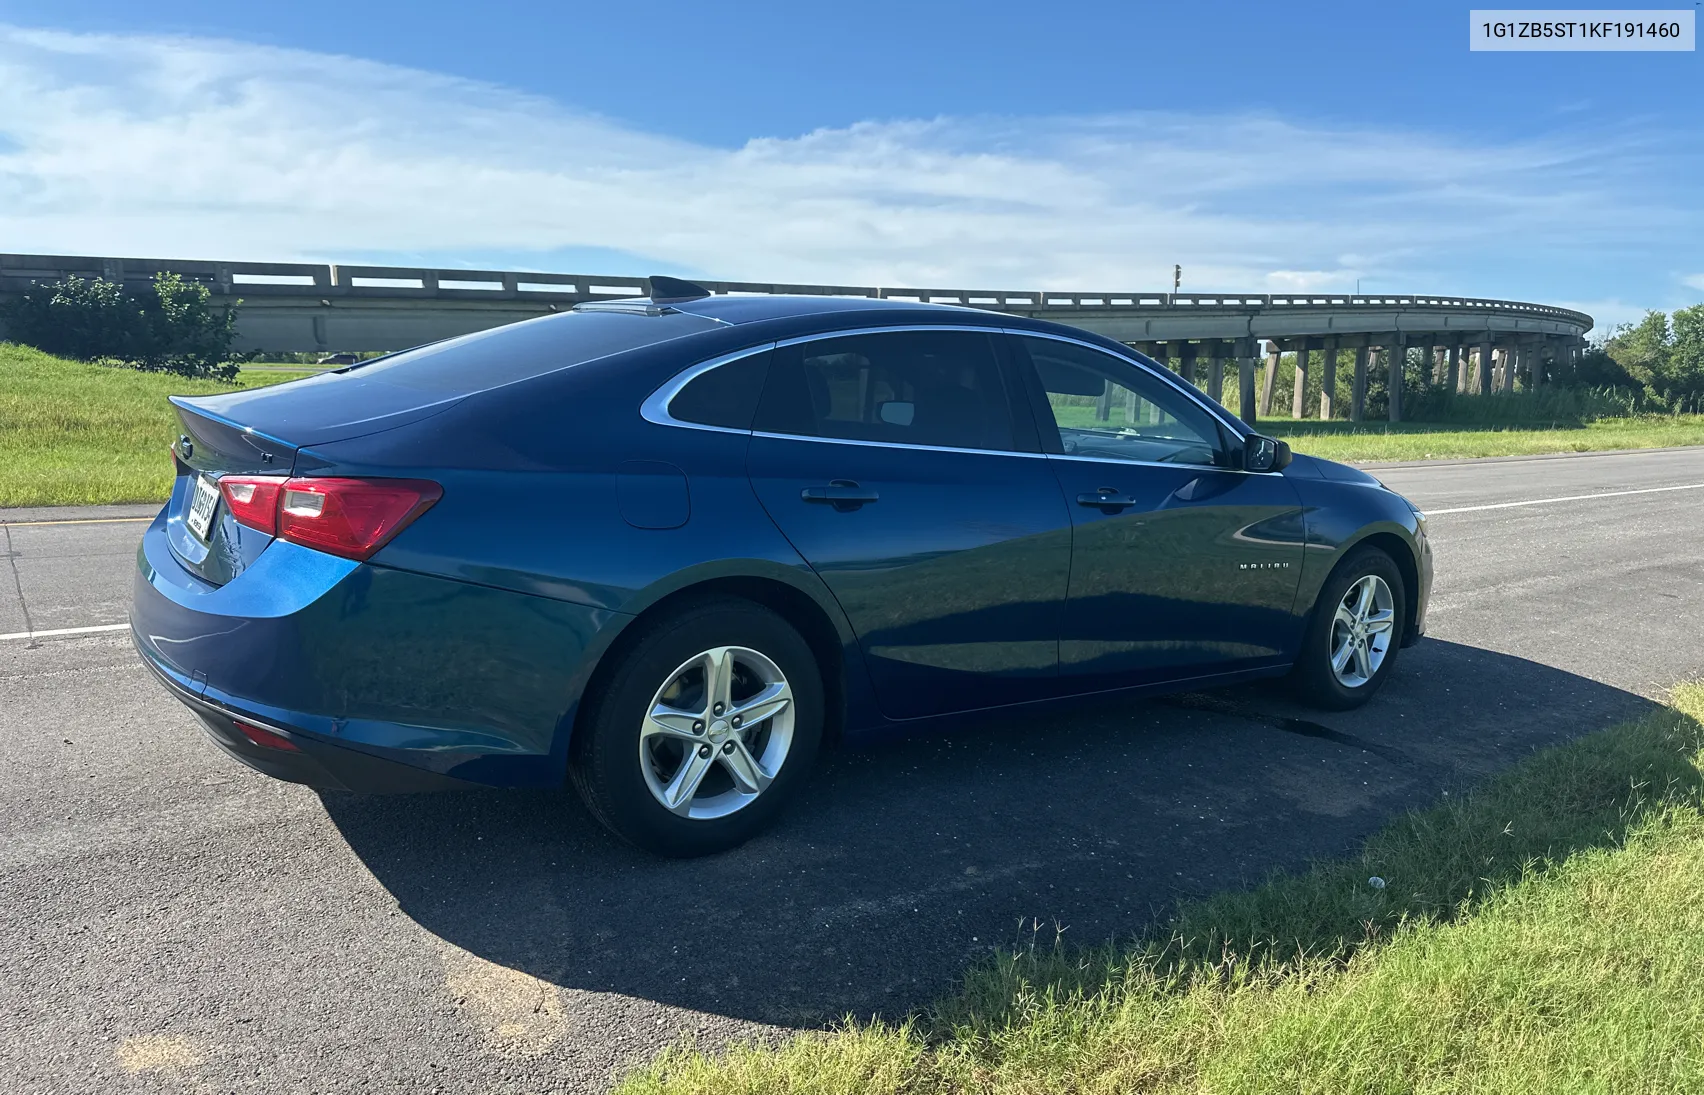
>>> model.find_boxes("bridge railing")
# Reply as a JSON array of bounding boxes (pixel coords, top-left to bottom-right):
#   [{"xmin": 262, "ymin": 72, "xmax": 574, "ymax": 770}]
[{"xmin": 0, "ymin": 253, "xmax": 1595, "ymax": 328}]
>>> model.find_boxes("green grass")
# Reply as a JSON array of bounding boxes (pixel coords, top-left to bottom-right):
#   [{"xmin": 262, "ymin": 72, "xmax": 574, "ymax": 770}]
[
  {"xmin": 620, "ymin": 683, "xmax": 1704, "ymax": 1094},
  {"xmin": 0, "ymin": 342, "xmax": 314, "ymax": 507},
  {"xmin": 1259, "ymin": 416, "xmax": 1704, "ymax": 464}
]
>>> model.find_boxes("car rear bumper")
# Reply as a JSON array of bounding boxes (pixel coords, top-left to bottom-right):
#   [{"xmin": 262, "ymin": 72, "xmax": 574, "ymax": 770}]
[
  {"xmin": 131, "ymin": 508, "xmax": 628, "ymax": 790},
  {"xmin": 137, "ymin": 643, "xmax": 463, "ymax": 792}
]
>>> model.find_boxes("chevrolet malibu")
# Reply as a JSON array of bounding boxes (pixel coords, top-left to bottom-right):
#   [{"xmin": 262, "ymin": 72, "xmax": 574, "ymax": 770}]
[{"xmin": 132, "ymin": 280, "xmax": 1432, "ymax": 856}]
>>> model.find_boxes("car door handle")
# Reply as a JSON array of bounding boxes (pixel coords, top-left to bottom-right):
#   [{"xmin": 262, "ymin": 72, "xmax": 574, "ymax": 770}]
[
  {"xmin": 801, "ymin": 480, "xmax": 879, "ymax": 511},
  {"xmin": 1077, "ymin": 488, "xmax": 1138, "ymax": 513}
]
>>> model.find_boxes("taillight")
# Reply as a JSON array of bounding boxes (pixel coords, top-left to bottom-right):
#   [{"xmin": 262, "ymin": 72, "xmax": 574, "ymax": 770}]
[
  {"xmin": 220, "ymin": 476, "xmax": 287, "ymax": 535},
  {"xmin": 212, "ymin": 475, "xmax": 440, "ymax": 560},
  {"xmin": 276, "ymin": 478, "xmax": 442, "ymax": 561}
]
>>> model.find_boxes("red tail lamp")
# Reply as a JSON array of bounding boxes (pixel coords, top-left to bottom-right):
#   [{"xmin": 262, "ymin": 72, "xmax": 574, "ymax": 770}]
[{"xmin": 219, "ymin": 476, "xmax": 442, "ymax": 561}]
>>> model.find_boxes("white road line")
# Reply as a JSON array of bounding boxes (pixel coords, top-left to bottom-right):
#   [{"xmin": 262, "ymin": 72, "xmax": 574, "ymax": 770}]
[
  {"xmin": 0, "ymin": 622, "xmax": 130, "ymax": 642},
  {"xmin": 0, "ymin": 516, "xmax": 153, "ymax": 527},
  {"xmin": 1426, "ymin": 482, "xmax": 1704, "ymax": 515}
]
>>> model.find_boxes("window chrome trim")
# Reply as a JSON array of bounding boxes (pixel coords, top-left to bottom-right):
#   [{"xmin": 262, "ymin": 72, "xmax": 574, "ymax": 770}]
[
  {"xmin": 640, "ymin": 343, "xmax": 778, "ymax": 435},
  {"xmin": 1044, "ymin": 452, "xmax": 1280, "ymax": 476},
  {"xmin": 1001, "ymin": 326, "xmax": 1253, "ymax": 443},
  {"xmin": 749, "ymin": 430, "xmax": 1046, "ymax": 460}
]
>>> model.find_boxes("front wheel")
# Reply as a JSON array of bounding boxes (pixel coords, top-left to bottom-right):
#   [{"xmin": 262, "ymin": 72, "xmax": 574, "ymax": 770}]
[
  {"xmin": 570, "ymin": 598, "xmax": 824, "ymax": 857},
  {"xmin": 1290, "ymin": 548, "xmax": 1406, "ymax": 710}
]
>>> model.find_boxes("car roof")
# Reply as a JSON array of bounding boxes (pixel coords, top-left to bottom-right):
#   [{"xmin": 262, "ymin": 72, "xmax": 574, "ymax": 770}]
[{"xmin": 664, "ymin": 293, "xmax": 987, "ymax": 325}]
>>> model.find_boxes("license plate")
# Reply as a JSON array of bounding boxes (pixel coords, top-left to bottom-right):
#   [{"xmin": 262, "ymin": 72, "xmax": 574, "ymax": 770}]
[{"xmin": 187, "ymin": 474, "xmax": 220, "ymax": 541}]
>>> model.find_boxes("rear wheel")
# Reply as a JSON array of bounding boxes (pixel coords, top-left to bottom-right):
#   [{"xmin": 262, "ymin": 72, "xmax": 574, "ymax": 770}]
[
  {"xmin": 570, "ymin": 598, "xmax": 824, "ymax": 857},
  {"xmin": 1290, "ymin": 547, "xmax": 1406, "ymax": 710}
]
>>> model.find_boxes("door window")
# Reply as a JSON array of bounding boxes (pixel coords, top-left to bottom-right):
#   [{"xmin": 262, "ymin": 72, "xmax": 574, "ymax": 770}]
[
  {"xmin": 1016, "ymin": 336, "xmax": 1226, "ymax": 467},
  {"xmin": 755, "ymin": 330, "xmax": 1017, "ymax": 452}
]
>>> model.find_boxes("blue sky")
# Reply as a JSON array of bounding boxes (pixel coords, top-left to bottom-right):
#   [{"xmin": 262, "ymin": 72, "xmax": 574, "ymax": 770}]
[{"xmin": 1, "ymin": 0, "xmax": 1699, "ymax": 333}]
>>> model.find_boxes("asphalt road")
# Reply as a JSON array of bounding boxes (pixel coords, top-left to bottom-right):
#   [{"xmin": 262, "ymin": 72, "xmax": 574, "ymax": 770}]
[{"xmin": 4, "ymin": 446, "xmax": 1704, "ymax": 1093}]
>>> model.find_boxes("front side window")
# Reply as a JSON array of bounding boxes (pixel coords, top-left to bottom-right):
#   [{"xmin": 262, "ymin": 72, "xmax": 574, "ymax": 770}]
[
  {"xmin": 1016, "ymin": 336, "xmax": 1225, "ymax": 467},
  {"xmin": 755, "ymin": 330, "xmax": 1016, "ymax": 452}
]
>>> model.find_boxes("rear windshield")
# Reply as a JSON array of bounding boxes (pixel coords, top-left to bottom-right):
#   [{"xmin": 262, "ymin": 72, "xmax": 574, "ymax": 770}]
[{"xmin": 338, "ymin": 309, "xmax": 724, "ymax": 393}]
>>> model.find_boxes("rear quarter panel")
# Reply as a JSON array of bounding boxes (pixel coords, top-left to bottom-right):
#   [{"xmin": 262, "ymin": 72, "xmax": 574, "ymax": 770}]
[{"xmin": 298, "ymin": 329, "xmax": 883, "ymax": 747}]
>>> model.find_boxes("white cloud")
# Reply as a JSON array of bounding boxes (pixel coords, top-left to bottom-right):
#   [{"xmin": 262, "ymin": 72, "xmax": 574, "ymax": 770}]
[
  {"xmin": 0, "ymin": 24, "xmax": 1691, "ymax": 306},
  {"xmin": 1683, "ymin": 274, "xmax": 1704, "ymax": 293}
]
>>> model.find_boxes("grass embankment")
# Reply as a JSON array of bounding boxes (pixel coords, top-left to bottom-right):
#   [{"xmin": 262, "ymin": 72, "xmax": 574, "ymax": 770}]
[
  {"xmin": 1260, "ymin": 416, "xmax": 1704, "ymax": 464},
  {"xmin": 623, "ymin": 683, "xmax": 1704, "ymax": 1094},
  {"xmin": 0, "ymin": 342, "xmax": 313, "ymax": 507}
]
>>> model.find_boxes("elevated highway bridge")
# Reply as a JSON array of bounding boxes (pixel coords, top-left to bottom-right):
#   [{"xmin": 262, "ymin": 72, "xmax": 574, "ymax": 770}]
[{"xmin": 0, "ymin": 253, "xmax": 1594, "ymax": 424}]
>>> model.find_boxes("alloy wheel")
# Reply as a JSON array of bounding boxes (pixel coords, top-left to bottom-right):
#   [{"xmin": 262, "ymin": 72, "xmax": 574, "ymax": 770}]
[
  {"xmin": 639, "ymin": 645, "xmax": 795, "ymax": 820},
  {"xmin": 1329, "ymin": 574, "xmax": 1395, "ymax": 689}
]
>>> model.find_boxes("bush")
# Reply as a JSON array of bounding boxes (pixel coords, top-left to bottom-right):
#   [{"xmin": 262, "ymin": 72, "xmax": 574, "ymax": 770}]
[
  {"xmin": 1, "ymin": 273, "xmax": 242, "ymax": 379},
  {"xmin": 1402, "ymin": 384, "xmax": 1643, "ymax": 425}
]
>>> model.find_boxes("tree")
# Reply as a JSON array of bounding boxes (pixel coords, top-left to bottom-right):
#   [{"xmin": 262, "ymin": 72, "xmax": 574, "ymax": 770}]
[
  {"xmin": 1, "ymin": 273, "xmax": 241, "ymax": 379},
  {"xmin": 1574, "ymin": 344, "xmax": 1635, "ymax": 389},
  {"xmin": 1668, "ymin": 304, "xmax": 1704, "ymax": 407},
  {"xmin": 1606, "ymin": 307, "xmax": 1704, "ymax": 410}
]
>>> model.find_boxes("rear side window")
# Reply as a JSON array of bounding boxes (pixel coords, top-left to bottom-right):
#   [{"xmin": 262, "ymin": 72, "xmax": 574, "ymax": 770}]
[
  {"xmin": 667, "ymin": 350, "xmax": 771, "ymax": 429},
  {"xmin": 755, "ymin": 330, "xmax": 1016, "ymax": 452}
]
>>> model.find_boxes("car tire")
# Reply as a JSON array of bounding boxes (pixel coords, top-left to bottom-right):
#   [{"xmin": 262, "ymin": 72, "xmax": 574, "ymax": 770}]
[
  {"xmin": 1290, "ymin": 546, "xmax": 1406, "ymax": 711},
  {"xmin": 569, "ymin": 597, "xmax": 824, "ymax": 857}
]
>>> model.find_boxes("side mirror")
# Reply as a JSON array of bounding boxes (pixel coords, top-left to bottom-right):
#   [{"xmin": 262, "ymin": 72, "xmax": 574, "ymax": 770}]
[{"xmin": 1244, "ymin": 434, "xmax": 1292, "ymax": 473}]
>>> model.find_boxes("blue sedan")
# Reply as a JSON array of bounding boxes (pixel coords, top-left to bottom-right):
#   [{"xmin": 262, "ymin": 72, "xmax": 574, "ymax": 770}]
[{"xmin": 132, "ymin": 280, "xmax": 1431, "ymax": 856}]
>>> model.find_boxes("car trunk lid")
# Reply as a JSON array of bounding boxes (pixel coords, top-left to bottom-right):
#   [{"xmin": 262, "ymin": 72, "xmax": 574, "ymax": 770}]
[{"xmin": 165, "ymin": 401, "xmax": 302, "ymax": 586}]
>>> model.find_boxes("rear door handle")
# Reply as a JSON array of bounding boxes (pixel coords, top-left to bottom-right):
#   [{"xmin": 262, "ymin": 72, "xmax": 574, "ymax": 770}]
[
  {"xmin": 1077, "ymin": 488, "xmax": 1137, "ymax": 513},
  {"xmin": 801, "ymin": 479, "xmax": 879, "ymax": 511}
]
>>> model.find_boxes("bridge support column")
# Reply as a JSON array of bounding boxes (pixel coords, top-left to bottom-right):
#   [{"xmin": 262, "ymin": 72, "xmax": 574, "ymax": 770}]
[
  {"xmin": 1478, "ymin": 339, "xmax": 1494, "ymax": 395},
  {"xmin": 1447, "ymin": 344, "xmax": 1462, "ymax": 392},
  {"xmin": 1207, "ymin": 353, "xmax": 1224, "ymax": 403},
  {"xmin": 1319, "ymin": 338, "xmax": 1337, "ymax": 420},
  {"xmin": 1260, "ymin": 342, "xmax": 1280, "ymax": 416},
  {"xmin": 1292, "ymin": 346, "xmax": 1310, "ymax": 419},
  {"xmin": 1238, "ymin": 347, "xmax": 1258, "ymax": 427},
  {"xmin": 1179, "ymin": 345, "xmax": 1197, "ymax": 386},
  {"xmin": 1351, "ymin": 345, "xmax": 1369, "ymax": 422},
  {"xmin": 1387, "ymin": 335, "xmax": 1405, "ymax": 422}
]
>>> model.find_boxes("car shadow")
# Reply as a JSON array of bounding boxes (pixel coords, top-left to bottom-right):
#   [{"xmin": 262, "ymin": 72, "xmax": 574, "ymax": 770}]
[{"xmin": 321, "ymin": 637, "xmax": 1654, "ymax": 1030}]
